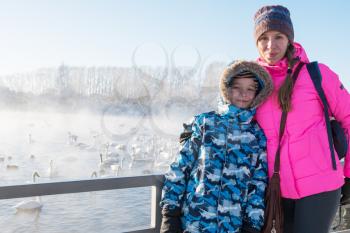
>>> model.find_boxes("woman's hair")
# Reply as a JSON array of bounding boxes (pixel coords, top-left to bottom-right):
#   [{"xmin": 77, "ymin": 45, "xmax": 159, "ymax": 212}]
[{"xmin": 278, "ymin": 44, "xmax": 298, "ymax": 112}]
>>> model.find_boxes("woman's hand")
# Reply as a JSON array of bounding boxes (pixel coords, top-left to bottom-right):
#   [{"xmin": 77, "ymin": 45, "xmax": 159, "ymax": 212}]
[{"xmin": 341, "ymin": 177, "xmax": 350, "ymax": 205}]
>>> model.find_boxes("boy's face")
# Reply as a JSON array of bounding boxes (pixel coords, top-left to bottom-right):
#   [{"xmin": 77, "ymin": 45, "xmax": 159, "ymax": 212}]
[{"xmin": 228, "ymin": 77, "xmax": 257, "ymax": 109}]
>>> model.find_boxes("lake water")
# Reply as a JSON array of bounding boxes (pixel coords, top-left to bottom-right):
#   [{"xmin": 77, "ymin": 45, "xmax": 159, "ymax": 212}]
[
  {"xmin": 0, "ymin": 109, "xmax": 349, "ymax": 232},
  {"xmin": 0, "ymin": 109, "xmax": 190, "ymax": 233}
]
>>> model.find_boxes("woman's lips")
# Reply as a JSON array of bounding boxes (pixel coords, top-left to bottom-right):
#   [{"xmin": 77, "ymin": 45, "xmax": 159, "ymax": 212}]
[{"xmin": 268, "ymin": 52, "xmax": 277, "ymax": 58}]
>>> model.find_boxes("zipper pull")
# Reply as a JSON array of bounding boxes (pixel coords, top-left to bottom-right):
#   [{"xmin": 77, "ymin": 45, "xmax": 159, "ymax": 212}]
[{"xmin": 271, "ymin": 219, "xmax": 277, "ymax": 233}]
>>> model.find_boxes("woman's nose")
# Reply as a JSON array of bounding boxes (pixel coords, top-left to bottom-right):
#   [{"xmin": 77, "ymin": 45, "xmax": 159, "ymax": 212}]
[{"xmin": 267, "ymin": 38, "xmax": 275, "ymax": 49}]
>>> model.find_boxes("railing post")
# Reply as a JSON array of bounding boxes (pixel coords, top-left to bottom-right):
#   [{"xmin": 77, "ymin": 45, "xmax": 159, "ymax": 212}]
[{"xmin": 151, "ymin": 175, "xmax": 164, "ymax": 232}]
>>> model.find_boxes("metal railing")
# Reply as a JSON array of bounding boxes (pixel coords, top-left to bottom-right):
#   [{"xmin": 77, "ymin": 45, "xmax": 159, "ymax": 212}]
[
  {"xmin": 0, "ymin": 175, "xmax": 165, "ymax": 233},
  {"xmin": 1, "ymin": 175, "xmax": 350, "ymax": 233}
]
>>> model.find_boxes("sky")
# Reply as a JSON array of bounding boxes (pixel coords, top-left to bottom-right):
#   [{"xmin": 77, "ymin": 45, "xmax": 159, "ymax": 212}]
[{"xmin": 0, "ymin": 0, "xmax": 349, "ymax": 86}]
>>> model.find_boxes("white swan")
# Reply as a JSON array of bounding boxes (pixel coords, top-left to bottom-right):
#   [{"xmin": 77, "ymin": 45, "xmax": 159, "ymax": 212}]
[
  {"xmin": 47, "ymin": 160, "xmax": 59, "ymax": 178},
  {"xmin": 67, "ymin": 131, "xmax": 78, "ymax": 145},
  {"xmin": 14, "ymin": 172, "xmax": 43, "ymax": 211},
  {"xmin": 91, "ymin": 171, "xmax": 98, "ymax": 178},
  {"xmin": 76, "ymin": 142, "xmax": 90, "ymax": 150},
  {"xmin": 98, "ymin": 153, "xmax": 121, "ymax": 176},
  {"xmin": 28, "ymin": 134, "xmax": 35, "ymax": 144},
  {"xmin": 110, "ymin": 164, "xmax": 121, "ymax": 176}
]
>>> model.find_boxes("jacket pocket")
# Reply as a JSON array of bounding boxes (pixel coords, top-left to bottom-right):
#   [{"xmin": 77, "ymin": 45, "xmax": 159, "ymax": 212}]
[
  {"xmin": 308, "ymin": 128, "xmax": 331, "ymax": 170},
  {"xmin": 290, "ymin": 129, "xmax": 329, "ymax": 179}
]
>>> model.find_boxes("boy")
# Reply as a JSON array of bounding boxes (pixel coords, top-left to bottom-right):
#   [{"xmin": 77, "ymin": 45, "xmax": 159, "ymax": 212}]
[{"xmin": 160, "ymin": 60, "xmax": 273, "ymax": 233}]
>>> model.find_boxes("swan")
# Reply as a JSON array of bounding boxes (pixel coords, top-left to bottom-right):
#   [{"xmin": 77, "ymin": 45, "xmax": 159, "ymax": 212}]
[
  {"xmin": 110, "ymin": 164, "xmax": 121, "ymax": 176},
  {"xmin": 13, "ymin": 172, "xmax": 43, "ymax": 211},
  {"xmin": 76, "ymin": 142, "xmax": 90, "ymax": 150},
  {"xmin": 28, "ymin": 134, "xmax": 35, "ymax": 144},
  {"xmin": 112, "ymin": 144, "xmax": 127, "ymax": 157},
  {"xmin": 98, "ymin": 153, "xmax": 121, "ymax": 175},
  {"xmin": 90, "ymin": 169, "xmax": 117, "ymax": 180},
  {"xmin": 129, "ymin": 147, "xmax": 154, "ymax": 169},
  {"xmin": 47, "ymin": 160, "xmax": 59, "ymax": 178},
  {"xmin": 100, "ymin": 143, "xmax": 110, "ymax": 156},
  {"xmin": 67, "ymin": 131, "xmax": 78, "ymax": 145},
  {"xmin": 6, "ymin": 164, "xmax": 19, "ymax": 170},
  {"xmin": 91, "ymin": 171, "xmax": 98, "ymax": 178}
]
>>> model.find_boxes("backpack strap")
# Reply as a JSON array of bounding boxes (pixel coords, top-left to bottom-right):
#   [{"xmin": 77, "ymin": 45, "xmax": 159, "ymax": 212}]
[{"xmin": 306, "ymin": 61, "xmax": 337, "ymax": 170}]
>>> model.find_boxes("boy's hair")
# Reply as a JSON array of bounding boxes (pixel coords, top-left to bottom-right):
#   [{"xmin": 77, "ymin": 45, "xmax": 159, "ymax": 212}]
[{"xmin": 227, "ymin": 71, "xmax": 261, "ymax": 94}]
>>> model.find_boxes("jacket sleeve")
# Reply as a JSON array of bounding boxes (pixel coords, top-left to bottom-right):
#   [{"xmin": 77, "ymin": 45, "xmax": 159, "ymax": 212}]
[
  {"xmin": 319, "ymin": 63, "xmax": 350, "ymax": 177},
  {"xmin": 243, "ymin": 125, "xmax": 268, "ymax": 232},
  {"xmin": 159, "ymin": 115, "xmax": 203, "ymax": 215}
]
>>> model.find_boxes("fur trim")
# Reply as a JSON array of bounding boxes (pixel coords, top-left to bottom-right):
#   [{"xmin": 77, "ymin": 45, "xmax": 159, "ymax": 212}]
[{"xmin": 219, "ymin": 60, "xmax": 273, "ymax": 108}]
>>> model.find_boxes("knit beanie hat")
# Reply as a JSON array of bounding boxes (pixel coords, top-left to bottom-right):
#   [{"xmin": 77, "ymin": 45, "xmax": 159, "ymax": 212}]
[{"xmin": 254, "ymin": 5, "xmax": 294, "ymax": 43}]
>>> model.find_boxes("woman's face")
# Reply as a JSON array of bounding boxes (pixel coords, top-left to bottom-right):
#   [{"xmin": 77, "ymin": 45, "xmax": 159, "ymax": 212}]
[
  {"xmin": 228, "ymin": 77, "xmax": 257, "ymax": 109},
  {"xmin": 257, "ymin": 30, "xmax": 289, "ymax": 65}
]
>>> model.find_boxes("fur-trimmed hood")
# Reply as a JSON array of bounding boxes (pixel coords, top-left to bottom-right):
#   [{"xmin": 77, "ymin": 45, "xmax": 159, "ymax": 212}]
[{"xmin": 219, "ymin": 60, "xmax": 273, "ymax": 109}]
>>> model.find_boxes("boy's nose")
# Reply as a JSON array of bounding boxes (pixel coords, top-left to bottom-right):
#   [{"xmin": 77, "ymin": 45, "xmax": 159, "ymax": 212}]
[{"xmin": 240, "ymin": 91, "xmax": 252, "ymax": 99}]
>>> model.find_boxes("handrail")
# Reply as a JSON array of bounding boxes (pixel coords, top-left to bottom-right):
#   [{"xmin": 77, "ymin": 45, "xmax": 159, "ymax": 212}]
[
  {"xmin": 0, "ymin": 175, "xmax": 165, "ymax": 233},
  {"xmin": 1, "ymin": 175, "xmax": 349, "ymax": 233}
]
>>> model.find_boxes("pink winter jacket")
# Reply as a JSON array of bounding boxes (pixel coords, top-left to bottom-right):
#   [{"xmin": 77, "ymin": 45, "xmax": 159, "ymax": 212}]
[{"xmin": 255, "ymin": 42, "xmax": 350, "ymax": 199}]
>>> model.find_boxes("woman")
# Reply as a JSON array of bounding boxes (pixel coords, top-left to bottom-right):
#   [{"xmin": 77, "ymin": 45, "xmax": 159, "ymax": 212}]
[{"xmin": 253, "ymin": 5, "xmax": 350, "ymax": 233}]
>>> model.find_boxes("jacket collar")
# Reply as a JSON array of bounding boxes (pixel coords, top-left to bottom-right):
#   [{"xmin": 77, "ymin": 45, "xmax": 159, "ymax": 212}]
[
  {"xmin": 257, "ymin": 42, "xmax": 310, "ymax": 77},
  {"xmin": 217, "ymin": 99, "xmax": 255, "ymax": 124}
]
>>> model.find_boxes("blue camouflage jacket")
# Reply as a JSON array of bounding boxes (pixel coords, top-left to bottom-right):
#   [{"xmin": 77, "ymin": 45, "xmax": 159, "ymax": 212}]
[{"xmin": 160, "ymin": 103, "xmax": 268, "ymax": 233}]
